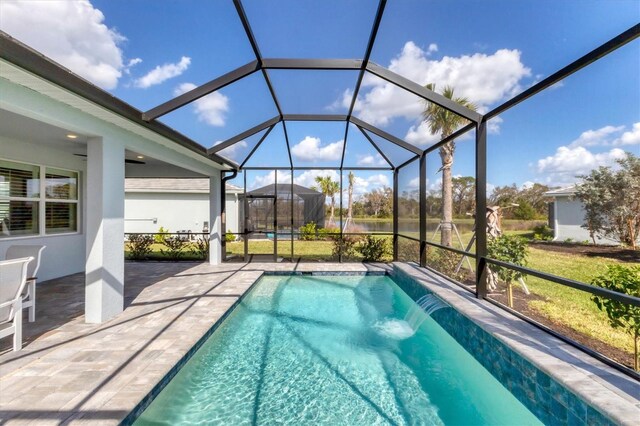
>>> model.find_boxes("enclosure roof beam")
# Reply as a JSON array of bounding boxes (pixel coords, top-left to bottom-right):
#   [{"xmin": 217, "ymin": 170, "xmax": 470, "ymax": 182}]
[
  {"xmin": 396, "ymin": 154, "xmax": 420, "ymax": 171},
  {"xmin": 262, "ymin": 58, "xmax": 363, "ymax": 70},
  {"xmin": 242, "ymin": 166, "xmax": 392, "ymax": 171},
  {"xmin": 208, "ymin": 116, "xmax": 280, "ymax": 155},
  {"xmin": 282, "ymin": 114, "xmax": 348, "ymax": 121},
  {"xmin": 233, "ymin": 0, "xmax": 285, "ymax": 119},
  {"xmin": 347, "ymin": 0, "xmax": 386, "ymax": 121},
  {"xmin": 350, "ymin": 117, "xmax": 423, "ymax": 156},
  {"xmin": 142, "ymin": 60, "xmax": 260, "ymax": 121},
  {"xmin": 239, "ymin": 124, "xmax": 276, "ymax": 169},
  {"xmin": 423, "ymin": 122, "xmax": 476, "ymax": 156},
  {"xmin": 366, "ymin": 63, "xmax": 483, "ymax": 123},
  {"xmin": 357, "ymin": 125, "xmax": 394, "ymax": 169},
  {"xmin": 281, "ymin": 120, "xmax": 294, "ymax": 168}
]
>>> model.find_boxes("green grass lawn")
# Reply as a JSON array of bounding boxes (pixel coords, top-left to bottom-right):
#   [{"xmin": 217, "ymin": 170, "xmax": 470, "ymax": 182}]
[{"xmin": 524, "ymin": 246, "xmax": 638, "ymax": 356}]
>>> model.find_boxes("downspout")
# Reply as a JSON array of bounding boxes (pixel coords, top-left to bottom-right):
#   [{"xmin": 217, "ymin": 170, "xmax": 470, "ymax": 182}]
[{"xmin": 221, "ymin": 169, "xmax": 238, "ymax": 262}]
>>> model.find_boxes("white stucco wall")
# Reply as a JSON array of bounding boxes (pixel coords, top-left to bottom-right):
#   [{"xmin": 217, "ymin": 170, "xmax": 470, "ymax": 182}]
[
  {"xmin": 553, "ymin": 197, "xmax": 617, "ymax": 244},
  {"xmin": 0, "ymin": 135, "xmax": 87, "ymax": 282},
  {"xmin": 124, "ymin": 192, "xmax": 239, "ymax": 234}
]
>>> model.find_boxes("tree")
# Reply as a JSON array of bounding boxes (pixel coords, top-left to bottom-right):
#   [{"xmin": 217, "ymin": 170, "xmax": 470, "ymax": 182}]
[
  {"xmin": 344, "ymin": 172, "xmax": 355, "ymax": 230},
  {"xmin": 364, "ymin": 187, "xmax": 392, "ymax": 217},
  {"xmin": 487, "ymin": 234, "xmax": 528, "ymax": 307},
  {"xmin": 422, "ymin": 85, "xmax": 477, "ymax": 246},
  {"xmin": 591, "ymin": 265, "xmax": 640, "ymax": 371},
  {"xmin": 452, "ymin": 176, "xmax": 475, "ymax": 217},
  {"xmin": 575, "ymin": 152, "xmax": 640, "ymax": 249},
  {"xmin": 314, "ymin": 176, "xmax": 340, "ymax": 227},
  {"xmin": 512, "ymin": 200, "xmax": 537, "ymax": 220}
]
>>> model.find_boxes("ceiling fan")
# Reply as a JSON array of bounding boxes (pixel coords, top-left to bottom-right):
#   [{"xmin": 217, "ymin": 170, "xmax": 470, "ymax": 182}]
[{"xmin": 73, "ymin": 154, "xmax": 146, "ymax": 164}]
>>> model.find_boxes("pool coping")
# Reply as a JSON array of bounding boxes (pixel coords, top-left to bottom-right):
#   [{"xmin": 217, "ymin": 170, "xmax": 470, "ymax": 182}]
[{"xmin": 392, "ymin": 262, "xmax": 640, "ymax": 426}]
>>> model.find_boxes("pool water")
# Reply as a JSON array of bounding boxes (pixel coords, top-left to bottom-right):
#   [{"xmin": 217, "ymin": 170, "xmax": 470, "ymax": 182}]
[{"xmin": 134, "ymin": 275, "xmax": 541, "ymax": 425}]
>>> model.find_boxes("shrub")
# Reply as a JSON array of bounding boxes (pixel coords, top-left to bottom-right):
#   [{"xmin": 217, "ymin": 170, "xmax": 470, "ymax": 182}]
[
  {"xmin": 299, "ymin": 222, "xmax": 317, "ymax": 241},
  {"xmin": 397, "ymin": 238, "xmax": 420, "ymax": 263},
  {"xmin": 225, "ymin": 230, "xmax": 236, "ymax": 243},
  {"xmin": 357, "ymin": 235, "xmax": 389, "ymax": 262},
  {"xmin": 487, "ymin": 234, "xmax": 528, "ymax": 307},
  {"xmin": 532, "ymin": 224, "xmax": 553, "ymax": 241},
  {"xmin": 332, "ymin": 235, "xmax": 361, "ymax": 260},
  {"xmin": 591, "ymin": 265, "xmax": 640, "ymax": 371},
  {"xmin": 191, "ymin": 235, "xmax": 210, "ymax": 260},
  {"xmin": 155, "ymin": 226, "xmax": 169, "ymax": 244},
  {"xmin": 160, "ymin": 236, "xmax": 188, "ymax": 261},
  {"xmin": 318, "ymin": 226, "xmax": 339, "ymax": 240},
  {"xmin": 127, "ymin": 234, "xmax": 154, "ymax": 260},
  {"xmin": 427, "ymin": 247, "xmax": 468, "ymax": 283}
]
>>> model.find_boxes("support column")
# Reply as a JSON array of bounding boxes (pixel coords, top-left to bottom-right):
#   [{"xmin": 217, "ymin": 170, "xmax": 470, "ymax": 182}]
[
  {"xmin": 393, "ymin": 169, "xmax": 398, "ymax": 261},
  {"xmin": 209, "ymin": 173, "xmax": 222, "ymax": 265},
  {"xmin": 419, "ymin": 154, "xmax": 427, "ymax": 267},
  {"xmin": 475, "ymin": 120, "xmax": 488, "ymax": 299},
  {"xmin": 85, "ymin": 137, "xmax": 125, "ymax": 323}
]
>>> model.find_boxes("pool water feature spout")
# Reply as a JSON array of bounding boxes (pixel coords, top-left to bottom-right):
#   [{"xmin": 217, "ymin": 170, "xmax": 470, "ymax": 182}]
[{"xmin": 405, "ymin": 294, "xmax": 449, "ymax": 331}]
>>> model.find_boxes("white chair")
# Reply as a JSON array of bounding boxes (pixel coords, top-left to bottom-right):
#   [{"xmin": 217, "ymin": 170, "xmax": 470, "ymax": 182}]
[
  {"xmin": 0, "ymin": 257, "xmax": 33, "ymax": 351},
  {"xmin": 5, "ymin": 245, "xmax": 46, "ymax": 322}
]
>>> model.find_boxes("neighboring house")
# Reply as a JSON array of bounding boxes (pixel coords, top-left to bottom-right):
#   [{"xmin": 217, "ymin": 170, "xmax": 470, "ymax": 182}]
[
  {"xmin": 124, "ymin": 179, "xmax": 242, "ymax": 235},
  {"xmin": 545, "ymin": 186, "xmax": 617, "ymax": 245}
]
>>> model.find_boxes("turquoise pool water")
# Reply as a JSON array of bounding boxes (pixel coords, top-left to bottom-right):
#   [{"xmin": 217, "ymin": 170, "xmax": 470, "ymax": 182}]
[{"xmin": 134, "ymin": 275, "xmax": 541, "ymax": 425}]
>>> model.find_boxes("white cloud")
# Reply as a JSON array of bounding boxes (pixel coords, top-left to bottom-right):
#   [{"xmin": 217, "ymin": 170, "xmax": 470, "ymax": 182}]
[
  {"xmin": 351, "ymin": 41, "xmax": 531, "ymax": 130},
  {"xmin": 405, "ymin": 121, "xmax": 442, "ymax": 146},
  {"xmin": 124, "ymin": 58, "xmax": 143, "ymax": 75},
  {"xmin": 536, "ymin": 146, "xmax": 626, "ymax": 186},
  {"xmin": 427, "ymin": 43, "xmax": 438, "ymax": 54},
  {"xmin": 0, "ymin": 0, "xmax": 126, "ymax": 89},
  {"xmin": 487, "ymin": 116, "xmax": 503, "ymax": 135},
  {"xmin": 291, "ymin": 137, "xmax": 344, "ymax": 162},
  {"xmin": 356, "ymin": 153, "xmax": 387, "ymax": 166},
  {"xmin": 617, "ymin": 122, "xmax": 640, "ymax": 146},
  {"xmin": 568, "ymin": 125, "xmax": 625, "ymax": 148},
  {"xmin": 294, "ymin": 170, "xmax": 340, "ymax": 189},
  {"xmin": 217, "ymin": 141, "xmax": 247, "ymax": 161},
  {"xmin": 174, "ymin": 83, "xmax": 229, "ymax": 127},
  {"xmin": 566, "ymin": 123, "xmax": 640, "ymax": 148},
  {"xmin": 136, "ymin": 56, "xmax": 191, "ymax": 88}
]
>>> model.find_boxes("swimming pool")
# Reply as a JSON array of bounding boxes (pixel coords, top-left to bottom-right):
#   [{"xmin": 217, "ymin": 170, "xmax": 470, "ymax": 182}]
[{"xmin": 133, "ymin": 274, "xmax": 541, "ymax": 425}]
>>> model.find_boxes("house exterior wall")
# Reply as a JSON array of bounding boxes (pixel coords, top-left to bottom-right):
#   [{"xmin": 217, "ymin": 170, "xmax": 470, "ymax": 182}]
[
  {"xmin": 553, "ymin": 197, "xmax": 617, "ymax": 245},
  {"xmin": 124, "ymin": 192, "xmax": 239, "ymax": 234},
  {"xmin": 1, "ymin": 73, "xmax": 225, "ymax": 284},
  {"xmin": 0, "ymin": 135, "xmax": 87, "ymax": 282}
]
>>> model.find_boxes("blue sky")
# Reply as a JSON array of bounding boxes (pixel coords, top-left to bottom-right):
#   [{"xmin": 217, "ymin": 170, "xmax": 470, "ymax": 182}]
[{"xmin": 0, "ymin": 0, "xmax": 638, "ymax": 194}]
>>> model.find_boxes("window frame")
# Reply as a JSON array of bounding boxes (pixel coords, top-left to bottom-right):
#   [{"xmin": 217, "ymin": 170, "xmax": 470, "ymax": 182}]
[{"xmin": 0, "ymin": 158, "xmax": 81, "ymax": 239}]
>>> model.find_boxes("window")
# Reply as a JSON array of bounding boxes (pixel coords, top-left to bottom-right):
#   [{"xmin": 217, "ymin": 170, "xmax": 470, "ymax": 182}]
[
  {"xmin": 0, "ymin": 160, "xmax": 79, "ymax": 238},
  {"xmin": 45, "ymin": 168, "xmax": 78, "ymax": 234}
]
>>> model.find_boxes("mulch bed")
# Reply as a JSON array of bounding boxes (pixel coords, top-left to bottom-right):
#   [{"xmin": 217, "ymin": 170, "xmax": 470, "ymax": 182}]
[
  {"xmin": 488, "ymin": 287, "xmax": 634, "ymax": 370},
  {"xmin": 529, "ymin": 241, "xmax": 639, "ymax": 263}
]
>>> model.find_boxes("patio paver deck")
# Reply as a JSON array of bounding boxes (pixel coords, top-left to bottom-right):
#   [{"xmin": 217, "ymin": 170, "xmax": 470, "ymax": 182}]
[{"xmin": 0, "ymin": 261, "xmax": 385, "ymax": 425}]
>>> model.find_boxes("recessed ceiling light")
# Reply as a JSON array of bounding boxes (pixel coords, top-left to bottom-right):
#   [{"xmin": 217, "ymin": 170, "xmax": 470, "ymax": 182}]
[
  {"xmin": 136, "ymin": 155, "xmax": 144, "ymax": 159},
  {"xmin": 66, "ymin": 134, "xmax": 78, "ymax": 139}
]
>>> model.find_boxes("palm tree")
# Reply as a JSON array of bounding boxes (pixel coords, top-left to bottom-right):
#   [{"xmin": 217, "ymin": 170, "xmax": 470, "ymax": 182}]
[
  {"xmin": 344, "ymin": 172, "xmax": 355, "ymax": 231},
  {"xmin": 314, "ymin": 176, "xmax": 340, "ymax": 226},
  {"xmin": 422, "ymin": 84, "xmax": 477, "ymax": 247}
]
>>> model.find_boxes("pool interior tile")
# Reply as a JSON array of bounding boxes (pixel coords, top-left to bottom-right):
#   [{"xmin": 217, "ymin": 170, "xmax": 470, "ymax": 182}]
[{"xmin": 390, "ymin": 263, "xmax": 638, "ymax": 426}]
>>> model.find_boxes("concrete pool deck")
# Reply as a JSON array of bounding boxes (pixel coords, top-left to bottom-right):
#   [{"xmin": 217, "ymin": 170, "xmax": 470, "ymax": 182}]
[
  {"xmin": 0, "ymin": 261, "xmax": 387, "ymax": 425},
  {"xmin": 0, "ymin": 261, "xmax": 637, "ymax": 425}
]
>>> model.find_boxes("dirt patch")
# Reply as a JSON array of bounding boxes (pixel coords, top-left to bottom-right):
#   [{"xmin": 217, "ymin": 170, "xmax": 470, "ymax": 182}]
[
  {"xmin": 488, "ymin": 288, "xmax": 634, "ymax": 370},
  {"xmin": 529, "ymin": 242, "xmax": 639, "ymax": 263}
]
